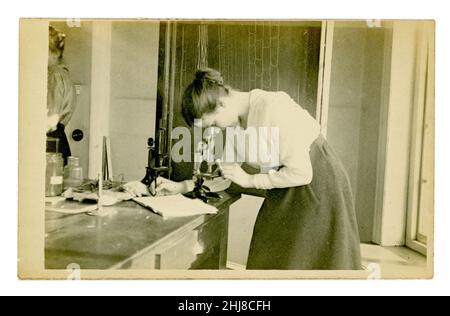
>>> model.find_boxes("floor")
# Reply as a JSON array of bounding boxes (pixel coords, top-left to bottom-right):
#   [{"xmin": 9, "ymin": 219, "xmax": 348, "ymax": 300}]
[
  {"xmin": 226, "ymin": 243, "xmax": 430, "ymax": 279},
  {"xmin": 361, "ymin": 243, "xmax": 430, "ymax": 279}
]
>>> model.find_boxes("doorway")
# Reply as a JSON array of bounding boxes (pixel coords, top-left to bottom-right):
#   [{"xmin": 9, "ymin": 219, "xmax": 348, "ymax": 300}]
[{"xmin": 319, "ymin": 21, "xmax": 391, "ymax": 242}]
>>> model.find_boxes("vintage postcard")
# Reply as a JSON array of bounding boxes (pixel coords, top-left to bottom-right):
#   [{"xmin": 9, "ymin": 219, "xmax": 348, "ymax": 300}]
[{"xmin": 18, "ymin": 18, "xmax": 434, "ymax": 280}]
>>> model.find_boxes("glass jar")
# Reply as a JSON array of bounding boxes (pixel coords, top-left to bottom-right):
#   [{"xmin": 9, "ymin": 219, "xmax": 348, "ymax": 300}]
[
  {"xmin": 63, "ymin": 156, "xmax": 84, "ymax": 190},
  {"xmin": 46, "ymin": 137, "xmax": 60, "ymax": 154},
  {"xmin": 45, "ymin": 153, "xmax": 64, "ymax": 197}
]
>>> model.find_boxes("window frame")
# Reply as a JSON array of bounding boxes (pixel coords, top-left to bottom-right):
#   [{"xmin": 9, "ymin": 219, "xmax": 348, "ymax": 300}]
[{"xmin": 405, "ymin": 22, "xmax": 434, "ymax": 256}]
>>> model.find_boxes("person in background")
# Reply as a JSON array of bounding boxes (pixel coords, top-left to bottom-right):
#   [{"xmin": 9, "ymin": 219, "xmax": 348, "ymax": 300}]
[{"xmin": 46, "ymin": 25, "xmax": 76, "ymax": 165}]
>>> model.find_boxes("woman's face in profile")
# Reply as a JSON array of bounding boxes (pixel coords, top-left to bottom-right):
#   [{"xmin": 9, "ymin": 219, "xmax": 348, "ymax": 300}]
[{"xmin": 201, "ymin": 96, "xmax": 240, "ymax": 129}]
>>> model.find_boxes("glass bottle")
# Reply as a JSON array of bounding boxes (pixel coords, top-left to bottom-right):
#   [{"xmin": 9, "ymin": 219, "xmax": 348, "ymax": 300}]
[
  {"xmin": 45, "ymin": 153, "xmax": 64, "ymax": 197},
  {"xmin": 63, "ymin": 156, "xmax": 84, "ymax": 190}
]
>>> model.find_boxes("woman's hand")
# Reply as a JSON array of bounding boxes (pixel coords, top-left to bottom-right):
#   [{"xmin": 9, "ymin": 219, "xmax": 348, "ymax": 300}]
[
  {"xmin": 122, "ymin": 181, "xmax": 150, "ymax": 197},
  {"xmin": 122, "ymin": 178, "xmax": 188, "ymax": 198},
  {"xmin": 154, "ymin": 177, "xmax": 188, "ymax": 196},
  {"xmin": 46, "ymin": 114, "xmax": 59, "ymax": 133},
  {"xmin": 219, "ymin": 163, "xmax": 252, "ymax": 188}
]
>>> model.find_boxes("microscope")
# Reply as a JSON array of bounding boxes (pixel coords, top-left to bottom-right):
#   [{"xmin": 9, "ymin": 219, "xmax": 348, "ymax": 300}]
[
  {"xmin": 141, "ymin": 118, "xmax": 171, "ymax": 196},
  {"xmin": 142, "ymin": 117, "xmax": 223, "ymax": 202},
  {"xmin": 184, "ymin": 128, "xmax": 223, "ymax": 203}
]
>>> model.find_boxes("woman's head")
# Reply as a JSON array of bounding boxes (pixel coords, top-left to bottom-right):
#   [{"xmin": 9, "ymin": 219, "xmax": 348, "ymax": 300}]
[
  {"xmin": 48, "ymin": 25, "xmax": 66, "ymax": 63},
  {"xmin": 182, "ymin": 68, "xmax": 239, "ymax": 128}
]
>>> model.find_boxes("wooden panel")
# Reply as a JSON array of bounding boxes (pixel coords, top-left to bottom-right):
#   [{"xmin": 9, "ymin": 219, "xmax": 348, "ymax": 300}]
[
  {"xmin": 192, "ymin": 209, "xmax": 228, "ymax": 269},
  {"xmin": 158, "ymin": 230, "xmax": 201, "ymax": 269},
  {"xmin": 127, "ymin": 250, "xmax": 156, "ymax": 270},
  {"xmin": 119, "ymin": 207, "xmax": 231, "ymax": 270}
]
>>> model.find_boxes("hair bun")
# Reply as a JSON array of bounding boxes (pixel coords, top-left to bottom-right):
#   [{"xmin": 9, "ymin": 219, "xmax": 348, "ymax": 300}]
[
  {"xmin": 195, "ymin": 68, "xmax": 224, "ymax": 86},
  {"xmin": 57, "ymin": 32, "xmax": 66, "ymax": 48},
  {"xmin": 49, "ymin": 25, "xmax": 66, "ymax": 53}
]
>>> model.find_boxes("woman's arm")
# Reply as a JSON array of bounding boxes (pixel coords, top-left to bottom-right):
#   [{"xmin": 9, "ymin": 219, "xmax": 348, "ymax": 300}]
[
  {"xmin": 250, "ymin": 151, "xmax": 313, "ymax": 190},
  {"xmin": 220, "ymin": 152, "xmax": 313, "ymax": 191},
  {"xmin": 246, "ymin": 91, "xmax": 320, "ymax": 190},
  {"xmin": 47, "ymin": 66, "xmax": 76, "ymax": 127},
  {"xmin": 182, "ymin": 177, "xmax": 232, "ymax": 193},
  {"xmin": 146, "ymin": 177, "xmax": 231, "ymax": 196}
]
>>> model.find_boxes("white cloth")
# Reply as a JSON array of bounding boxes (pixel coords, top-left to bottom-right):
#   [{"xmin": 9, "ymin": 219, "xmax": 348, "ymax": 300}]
[{"xmin": 244, "ymin": 89, "xmax": 321, "ymax": 190}]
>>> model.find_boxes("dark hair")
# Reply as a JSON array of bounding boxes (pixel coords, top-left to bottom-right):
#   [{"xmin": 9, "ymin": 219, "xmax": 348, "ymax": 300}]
[
  {"xmin": 49, "ymin": 25, "xmax": 66, "ymax": 60},
  {"xmin": 181, "ymin": 68, "xmax": 230, "ymax": 126}
]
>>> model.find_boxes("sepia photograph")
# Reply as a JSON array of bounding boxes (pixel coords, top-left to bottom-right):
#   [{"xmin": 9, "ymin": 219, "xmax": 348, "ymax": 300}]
[{"xmin": 18, "ymin": 18, "xmax": 434, "ymax": 280}]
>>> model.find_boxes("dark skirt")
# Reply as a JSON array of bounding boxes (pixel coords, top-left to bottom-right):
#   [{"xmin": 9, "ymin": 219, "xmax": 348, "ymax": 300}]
[
  {"xmin": 47, "ymin": 123, "xmax": 71, "ymax": 165},
  {"xmin": 246, "ymin": 135, "xmax": 362, "ymax": 270}
]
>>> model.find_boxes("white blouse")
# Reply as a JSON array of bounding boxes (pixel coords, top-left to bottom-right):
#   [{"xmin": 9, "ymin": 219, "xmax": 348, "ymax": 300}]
[
  {"xmin": 47, "ymin": 64, "xmax": 76, "ymax": 127},
  {"xmin": 243, "ymin": 89, "xmax": 321, "ymax": 190}
]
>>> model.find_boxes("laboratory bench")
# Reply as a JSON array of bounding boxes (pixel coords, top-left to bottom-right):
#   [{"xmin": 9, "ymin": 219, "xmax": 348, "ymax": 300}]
[{"xmin": 45, "ymin": 191, "xmax": 241, "ymax": 270}]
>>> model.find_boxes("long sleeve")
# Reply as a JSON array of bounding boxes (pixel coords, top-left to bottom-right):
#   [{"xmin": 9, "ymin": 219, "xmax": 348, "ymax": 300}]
[
  {"xmin": 47, "ymin": 65, "xmax": 76, "ymax": 126},
  {"xmin": 248, "ymin": 91, "xmax": 320, "ymax": 190}
]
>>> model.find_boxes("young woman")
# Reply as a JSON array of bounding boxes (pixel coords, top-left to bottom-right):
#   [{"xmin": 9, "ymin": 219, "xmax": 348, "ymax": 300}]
[
  {"xmin": 46, "ymin": 25, "xmax": 76, "ymax": 164},
  {"xmin": 126, "ymin": 68, "xmax": 362, "ymax": 270}
]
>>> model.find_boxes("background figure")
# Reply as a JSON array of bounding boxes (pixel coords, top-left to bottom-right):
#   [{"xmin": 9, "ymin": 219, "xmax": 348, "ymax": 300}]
[{"xmin": 46, "ymin": 25, "xmax": 76, "ymax": 165}]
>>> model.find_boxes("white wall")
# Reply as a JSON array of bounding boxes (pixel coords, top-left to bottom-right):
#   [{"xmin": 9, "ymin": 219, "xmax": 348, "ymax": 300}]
[
  {"xmin": 327, "ymin": 23, "xmax": 366, "ymax": 200},
  {"xmin": 227, "ymin": 195, "xmax": 264, "ymax": 268},
  {"xmin": 356, "ymin": 28, "xmax": 386, "ymax": 243},
  {"xmin": 89, "ymin": 22, "xmax": 112, "ymax": 178},
  {"xmin": 87, "ymin": 21, "xmax": 160, "ymax": 181},
  {"xmin": 109, "ymin": 22, "xmax": 160, "ymax": 182}
]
